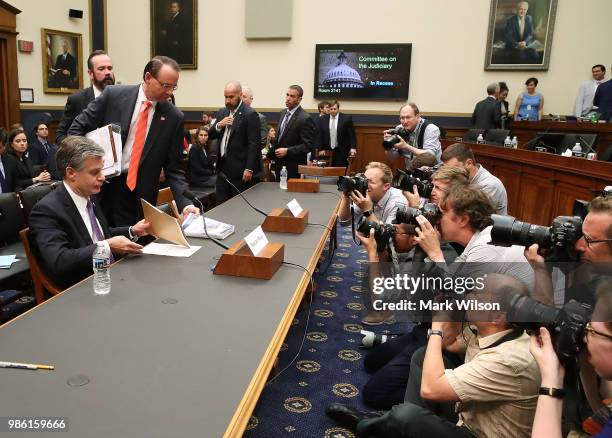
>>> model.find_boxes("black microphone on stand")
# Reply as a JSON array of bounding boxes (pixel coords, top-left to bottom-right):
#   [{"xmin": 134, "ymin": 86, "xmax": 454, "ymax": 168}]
[
  {"xmin": 183, "ymin": 190, "xmax": 229, "ymax": 250},
  {"xmin": 217, "ymin": 171, "xmax": 268, "ymax": 217}
]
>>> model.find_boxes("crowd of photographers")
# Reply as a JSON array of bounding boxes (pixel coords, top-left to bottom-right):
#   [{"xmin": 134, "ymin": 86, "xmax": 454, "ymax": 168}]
[{"xmin": 327, "ymin": 102, "xmax": 612, "ymax": 437}]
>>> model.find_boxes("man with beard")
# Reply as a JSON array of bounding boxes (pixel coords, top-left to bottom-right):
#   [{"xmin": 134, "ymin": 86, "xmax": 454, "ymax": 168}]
[{"xmin": 56, "ymin": 50, "xmax": 115, "ymax": 144}]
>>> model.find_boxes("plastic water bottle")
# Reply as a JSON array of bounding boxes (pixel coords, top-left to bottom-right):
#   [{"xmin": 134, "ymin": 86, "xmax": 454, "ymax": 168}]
[
  {"xmin": 476, "ymin": 133, "xmax": 485, "ymax": 144},
  {"xmin": 503, "ymin": 136, "xmax": 511, "ymax": 148},
  {"xmin": 92, "ymin": 242, "xmax": 111, "ymax": 295},
  {"xmin": 572, "ymin": 143, "xmax": 582, "ymax": 157},
  {"xmin": 279, "ymin": 166, "xmax": 288, "ymax": 190},
  {"xmin": 511, "ymin": 136, "xmax": 518, "ymax": 149}
]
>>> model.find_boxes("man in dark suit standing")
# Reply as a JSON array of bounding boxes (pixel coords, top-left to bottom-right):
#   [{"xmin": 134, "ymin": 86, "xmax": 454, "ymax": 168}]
[
  {"xmin": 268, "ymin": 85, "xmax": 317, "ymax": 180},
  {"xmin": 29, "ymin": 136, "xmax": 149, "ymax": 289},
  {"xmin": 471, "ymin": 83, "xmax": 502, "ymax": 129},
  {"xmin": 28, "ymin": 122, "xmax": 57, "ymax": 166},
  {"xmin": 56, "ymin": 50, "xmax": 115, "ymax": 145},
  {"xmin": 318, "ymin": 100, "xmax": 356, "ymax": 167},
  {"xmin": 69, "ymin": 56, "xmax": 199, "ymax": 226},
  {"xmin": 504, "ymin": 1, "xmax": 540, "ymax": 64},
  {"xmin": 208, "ymin": 81, "xmax": 261, "ymax": 204},
  {"xmin": 51, "ymin": 39, "xmax": 77, "ymax": 88}
]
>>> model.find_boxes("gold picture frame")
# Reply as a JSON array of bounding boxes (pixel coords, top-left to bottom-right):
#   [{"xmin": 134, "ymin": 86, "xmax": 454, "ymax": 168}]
[
  {"xmin": 41, "ymin": 28, "xmax": 84, "ymax": 94},
  {"xmin": 150, "ymin": 0, "xmax": 198, "ymax": 69}
]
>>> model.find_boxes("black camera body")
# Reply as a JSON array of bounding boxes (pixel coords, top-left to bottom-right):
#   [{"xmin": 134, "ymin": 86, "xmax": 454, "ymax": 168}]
[
  {"xmin": 394, "ymin": 202, "xmax": 442, "ymax": 229},
  {"xmin": 392, "ymin": 169, "xmax": 433, "ymax": 199},
  {"xmin": 382, "ymin": 127, "xmax": 410, "ymax": 150},
  {"xmin": 357, "ymin": 217, "xmax": 396, "ymax": 251},
  {"xmin": 490, "ymin": 214, "xmax": 583, "ymax": 262},
  {"xmin": 337, "ymin": 173, "xmax": 368, "ymax": 196},
  {"xmin": 506, "ymin": 294, "xmax": 592, "ymax": 365}
]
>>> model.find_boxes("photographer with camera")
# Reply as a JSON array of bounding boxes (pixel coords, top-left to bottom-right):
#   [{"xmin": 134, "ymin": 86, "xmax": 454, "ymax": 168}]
[
  {"xmin": 529, "ymin": 279, "xmax": 612, "ymax": 438},
  {"xmin": 338, "ymin": 161, "xmax": 407, "ymax": 233},
  {"xmin": 402, "ymin": 165, "xmax": 470, "ymax": 209},
  {"xmin": 326, "ymin": 274, "xmax": 541, "ymax": 437},
  {"xmin": 383, "ymin": 103, "xmax": 441, "ymax": 170},
  {"xmin": 441, "ymin": 143, "xmax": 508, "ymax": 215}
]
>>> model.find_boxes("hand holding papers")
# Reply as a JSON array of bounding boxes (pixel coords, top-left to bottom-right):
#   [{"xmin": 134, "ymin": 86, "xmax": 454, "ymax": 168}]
[
  {"xmin": 141, "ymin": 199, "xmax": 190, "ymax": 248},
  {"xmin": 86, "ymin": 124, "xmax": 122, "ymax": 177}
]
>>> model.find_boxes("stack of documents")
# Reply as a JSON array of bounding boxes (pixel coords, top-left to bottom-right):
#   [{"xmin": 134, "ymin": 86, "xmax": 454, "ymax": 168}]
[
  {"xmin": 0, "ymin": 255, "xmax": 16, "ymax": 269},
  {"xmin": 86, "ymin": 124, "xmax": 122, "ymax": 177},
  {"xmin": 182, "ymin": 214, "xmax": 234, "ymax": 240}
]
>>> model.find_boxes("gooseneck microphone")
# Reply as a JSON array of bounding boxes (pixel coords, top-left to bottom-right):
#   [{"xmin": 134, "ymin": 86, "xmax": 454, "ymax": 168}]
[
  {"xmin": 183, "ymin": 190, "xmax": 229, "ymax": 250},
  {"xmin": 217, "ymin": 171, "xmax": 268, "ymax": 216}
]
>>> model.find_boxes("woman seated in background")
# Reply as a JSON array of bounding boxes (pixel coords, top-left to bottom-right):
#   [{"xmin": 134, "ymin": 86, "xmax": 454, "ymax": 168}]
[
  {"xmin": 262, "ymin": 126, "xmax": 276, "ymax": 181},
  {"xmin": 514, "ymin": 77, "xmax": 544, "ymax": 121},
  {"xmin": 262, "ymin": 126, "xmax": 275, "ymax": 157},
  {"xmin": 187, "ymin": 125, "xmax": 216, "ymax": 188},
  {"xmin": 6, "ymin": 128, "xmax": 51, "ymax": 189}
]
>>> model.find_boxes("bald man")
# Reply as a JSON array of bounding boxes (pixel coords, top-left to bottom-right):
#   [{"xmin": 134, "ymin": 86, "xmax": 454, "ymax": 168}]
[{"xmin": 209, "ymin": 80, "xmax": 261, "ymax": 203}]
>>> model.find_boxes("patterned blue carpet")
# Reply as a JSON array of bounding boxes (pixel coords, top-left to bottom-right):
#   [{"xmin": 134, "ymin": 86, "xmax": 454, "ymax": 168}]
[{"xmin": 243, "ymin": 226, "xmax": 406, "ymax": 438}]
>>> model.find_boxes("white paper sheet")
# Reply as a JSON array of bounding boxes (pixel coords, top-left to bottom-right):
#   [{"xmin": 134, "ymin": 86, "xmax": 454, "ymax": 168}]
[{"xmin": 142, "ymin": 243, "xmax": 201, "ymax": 257}]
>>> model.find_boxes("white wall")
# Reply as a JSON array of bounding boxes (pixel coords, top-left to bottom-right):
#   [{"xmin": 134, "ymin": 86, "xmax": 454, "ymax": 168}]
[
  {"xmin": 17, "ymin": 0, "xmax": 612, "ymax": 115},
  {"xmin": 14, "ymin": 0, "xmax": 91, "ymax": 107}
]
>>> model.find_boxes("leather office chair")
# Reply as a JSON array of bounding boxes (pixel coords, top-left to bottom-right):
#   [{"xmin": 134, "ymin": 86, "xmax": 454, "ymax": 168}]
[
  {"xmin": 484, "ymin": 129, "xmax": 511, "ymax": 145},
  {"xmin": 156, "ymin": 187, "xmax": 181, "ymax": 222},
  {"xmin": 0, "ymin": 193, "xmax": 26, "ymax": 247},
  {"xmin": 462, "ymin": 129, "xmax": 486, "ymax": 142},
  {"xmin": 19, "ymin": 228, "xmax": 62, "ymax": 304},
  {"xmin": 18, "ymin": 183, "xmax": 56, "ymax": 224}
]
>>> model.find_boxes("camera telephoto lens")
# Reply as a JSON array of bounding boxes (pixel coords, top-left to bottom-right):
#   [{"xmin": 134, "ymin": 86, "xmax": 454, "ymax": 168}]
[
  {"xmin": 490, "ymin": 214, "xmax": 552, "ymax": 248},
  {"xmin": 394, "ymin": 203, "xmax": 442, "ymax": 229}
]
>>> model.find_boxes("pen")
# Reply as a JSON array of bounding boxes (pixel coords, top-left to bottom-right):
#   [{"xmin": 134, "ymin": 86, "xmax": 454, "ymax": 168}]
[{"xmin": 0, "ymin": 361, "xmax": 54, "ymax": 370}]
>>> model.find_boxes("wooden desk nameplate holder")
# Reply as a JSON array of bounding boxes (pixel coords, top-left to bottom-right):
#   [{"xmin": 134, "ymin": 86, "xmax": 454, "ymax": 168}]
[
  {"xmin": 213, "ymin": 240, "xmax": 284, "ymax": 280},
  {"xmin": 262, "ymin": 207, "xmax": 308, "ymax": 234},
  {"xmin": 288, "ymin": 178, "xmax": 319, "ymax": 193}
]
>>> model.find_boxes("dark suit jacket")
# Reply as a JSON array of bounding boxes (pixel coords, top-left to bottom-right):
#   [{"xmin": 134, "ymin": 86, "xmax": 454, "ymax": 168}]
[
  {"xmin": 28, "ymin": 137, "xmax": 57, "ymax": 166},
  {"xmin": 471, "ymin": 96, "xmax": 502, "ymax": 130},
  {"xmin": 29, "ymin": 184, "xmax": 129, "ymax": 289},
  {"xmin": 208, "ymin": 103, "xmax": 261, "ymax": 181},
  {"xmin": 160, "ymin": 12, "xmax": 192, "ymax": 64},
  {"xmin": 68, "ymin": 84, "xmax": 189, "ymax": 225},
  {"xmin": 0, "ymin": 154, "xmax": 19, "ymax": 193},
  {"xmin": 56, "ymin": 87, "xmax": 95, "ymax": 145},
  {"xmin": 52, "ymin": 53, "xmax": 77, "ymax": 88},
  {"xmin": 7, "ymin": 153, "xmax": 36, "ymax": 190},
  {"xmin": 187, "ymin": 146, "xmax": 215, "ymax": 185},
  {"xmin": 504, "ymin": 15, "xmax": 534, "ymax": 49},
  {"xmin": 267, "ymin": 106, "xmax": 317, "ymax": 179},
  {"xmin": 318, "ymin": 112, "xmax": 356, "ymax": 167},
  {"xmin": 594, "ymin": 80, "xmax": 612, "ymax": 122}
]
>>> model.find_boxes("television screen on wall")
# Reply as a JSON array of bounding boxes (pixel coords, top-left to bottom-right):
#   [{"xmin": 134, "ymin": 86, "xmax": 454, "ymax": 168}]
[{"xmin": 314, "ymin": 43, "xmax": 412, "ymax": 100}]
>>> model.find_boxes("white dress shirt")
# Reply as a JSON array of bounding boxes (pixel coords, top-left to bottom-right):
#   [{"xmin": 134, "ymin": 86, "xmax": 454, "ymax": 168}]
[
  {"xmin": 329, "ymin": 115, "xmax": 338, "ymax": 149},
  {"xmin": 121, "ymin": 84, "xmax": 157, "ymax": 172},
  {"xmin": 63, "ymin": 182, "xmax": 111, "ymax": 252}
]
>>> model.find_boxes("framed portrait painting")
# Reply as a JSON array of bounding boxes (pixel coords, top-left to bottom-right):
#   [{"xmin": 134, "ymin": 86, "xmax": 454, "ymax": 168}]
[
  {"xmin": 150, "ymin": 0, "xmax": 198, "ymax": 69},
  {"xmin": 484, "ymin": 0, "xmax": 557, "ymax": 71},
  {"xmin": 41, "ymin": 28, "xmax": 83, "ymax": 94}
]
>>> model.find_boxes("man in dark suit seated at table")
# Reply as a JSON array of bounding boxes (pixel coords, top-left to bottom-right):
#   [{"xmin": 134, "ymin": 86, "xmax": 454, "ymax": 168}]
[
  {"xmin": 471, "ymin": 83, "xmax": 501, "ymax": 130},
  {"xmin": 268, "ymin": 84, "xmax": 318, "ymax": 180},
  {"xmin": 56, "ymin": 50, "xmax": 115, "ymax": 145},
  {"xmin": 317, "ymin": 100, "xmax": 357, "ymax": 167},
  {"xmin": 29, "ymin": 136, "xmax": 149, "ymax": 290}
]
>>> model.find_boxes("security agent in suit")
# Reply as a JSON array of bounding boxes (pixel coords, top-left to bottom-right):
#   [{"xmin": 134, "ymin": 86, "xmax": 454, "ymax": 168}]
[
  {"xmin": 208, "ymin": 81, "xmax": 261, "ymax": 204},
  {"xmin": 56, "ymin": 50, "xmax": 115, "ymax": 145},
  {"xmin": 28, "ymin": 136, "xmax": 149, "ymax": 290},
  {"xmin": 268, "ymin": 85, "xmax": 318, "ymax": 180},
  {"xmin": 471, "ymin": 83, "xmax": 502, "ymax": 130},
  {"xmin": 318, "ymin": 100, "xmax": 357, "ymax": 167},
  {"xmin": 51, "ymin": 39, "xmax": 77, "ymax": 89},
  {"xmin": 28, "ymin": 122, "xmax": 57, "ymax": 166},
  {"xmin": 69, "ymin": 56, "xmax": 199, "ymax": 226}
]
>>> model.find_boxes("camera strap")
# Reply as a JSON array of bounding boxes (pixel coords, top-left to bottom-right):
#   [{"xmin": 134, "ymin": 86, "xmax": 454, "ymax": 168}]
[
  {"xmin": 480, "ymin": 328, "xmax": 524, "ymax": 350},
  {"xmin": 350, "ymin": 202, "xmax": 361, "ymax": 246}
]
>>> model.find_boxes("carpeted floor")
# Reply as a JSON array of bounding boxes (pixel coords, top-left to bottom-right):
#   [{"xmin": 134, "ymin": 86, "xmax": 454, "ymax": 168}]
[{"xmin": 243, "ymin": 226, "xmax": 407, "ymax": 438}]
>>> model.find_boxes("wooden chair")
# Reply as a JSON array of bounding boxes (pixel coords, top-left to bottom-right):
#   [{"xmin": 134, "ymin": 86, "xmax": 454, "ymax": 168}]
[
  {"xmin": 156, "ymin": 187, "xmax": 181, "ymax": 222},
  {"xmin": 19, "ymin": 228, "xmax": 62, "ymax": 304}
]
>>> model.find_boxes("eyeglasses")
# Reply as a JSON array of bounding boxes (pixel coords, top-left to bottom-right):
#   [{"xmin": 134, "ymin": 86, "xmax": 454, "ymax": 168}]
[
  {"xmin": 585, "ymin": 323, "xmax": 612, "ymax": 341},
  {"xmin": 151, "ymin": 76, "xmax": 178, "ymax": 91},
  {"xmin": 582, "ymin": 234, "xmax": 612, "ymax": 248}
]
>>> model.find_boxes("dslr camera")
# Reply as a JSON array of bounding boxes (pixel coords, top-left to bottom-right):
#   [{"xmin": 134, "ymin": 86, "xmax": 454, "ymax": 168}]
[
  {"xmin": 490, "ymin": 214, "xmax": 583, "ymax": 262},
  {"xmin": 394, "ymin": 203, "xmax": 442, "ymax": 229},
  {"xmin": 337, "ymin": 173, "xmax": 368, "ymax": 197},
  {"xmin": 392, "ymin": 165, "xmax": 440, "ymax": 199},
  {"xmin": 506, "ymin": 293, "xmax": 592, "ymax": 366},
  {"xmin": 382, "ymin": 127, "xmax": 410, "ymax": 150},
  {"xmin": 357, "ymin": 217, "xmax": 395, "ymax": 251}
]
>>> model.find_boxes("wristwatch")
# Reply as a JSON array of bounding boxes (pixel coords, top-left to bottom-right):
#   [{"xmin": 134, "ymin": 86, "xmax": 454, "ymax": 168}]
[
  {"xmin": 363, "ymin": 210, "xmax": 372, "ymax": 218},
  {"xmin": 539, "ymin": 387, "xmax": 565, "ymax": 398},
  {"xmin": 427, "ymin": 328, "xmax": 444, "ymax": 339},
  {"xmin": 128, "ymin": 226, "xmax": 138, "ymax": 242}
]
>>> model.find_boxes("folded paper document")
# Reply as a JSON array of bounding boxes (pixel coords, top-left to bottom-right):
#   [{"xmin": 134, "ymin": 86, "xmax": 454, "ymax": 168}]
[
  {"xmin": 141, "ymin": 199, "xmax": 190, "ymax": 247},
  {"xmin": 181, "ymin": 213, "xmax": 234, "ymax": 240},
  {"xmin": 86, "ymin": 124, "xmax": 122, "ymax": 177}
]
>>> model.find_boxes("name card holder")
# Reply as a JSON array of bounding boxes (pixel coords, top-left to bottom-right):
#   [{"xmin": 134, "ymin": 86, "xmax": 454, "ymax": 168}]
[
  {"xmin": 213, "ymin": 240, "xmax": 284, "ymax": 280},
  {"xmin": 288, "ymin": 178, "xmax": 319, "ymax": 192},
  {"xmin": 262, "ymin": 208, "xmax": 308, "ymax": 234}
]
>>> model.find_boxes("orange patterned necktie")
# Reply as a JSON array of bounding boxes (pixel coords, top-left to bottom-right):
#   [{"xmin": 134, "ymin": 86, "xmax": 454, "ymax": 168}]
[{"xmin": 126, "ymin": 101, "xmax": 152, "ymax": 191}]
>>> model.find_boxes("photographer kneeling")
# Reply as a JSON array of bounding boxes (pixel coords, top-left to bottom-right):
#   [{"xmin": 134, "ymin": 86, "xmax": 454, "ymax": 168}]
[{"xmin": 530, "ymin": 279, "xmax": 612, "ymax": 438}]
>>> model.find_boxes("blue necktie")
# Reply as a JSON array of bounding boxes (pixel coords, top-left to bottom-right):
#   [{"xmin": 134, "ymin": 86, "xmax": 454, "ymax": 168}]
[{"xmin": 0, "ymin": 167, "xmax": 6, "ymax": 193}]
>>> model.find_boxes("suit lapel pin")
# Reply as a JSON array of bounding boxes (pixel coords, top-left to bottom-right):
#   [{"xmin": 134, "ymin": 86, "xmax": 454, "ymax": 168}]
[{"xmin": 160, "ymin": 116, "xmax": 166, "ymax": 121}]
